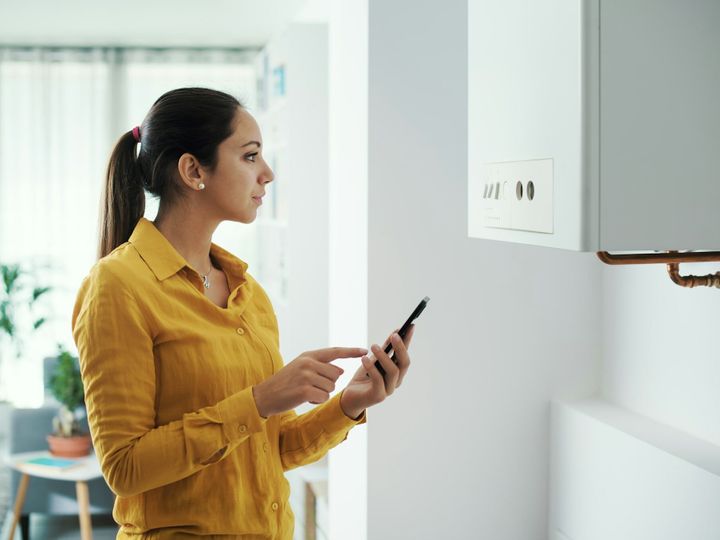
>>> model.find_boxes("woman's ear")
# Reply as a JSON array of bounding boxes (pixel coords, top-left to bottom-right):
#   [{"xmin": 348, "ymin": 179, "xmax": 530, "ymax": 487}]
[{"xmin": 177, "ymin": 153, "xmax": 206, "ymax": 190}]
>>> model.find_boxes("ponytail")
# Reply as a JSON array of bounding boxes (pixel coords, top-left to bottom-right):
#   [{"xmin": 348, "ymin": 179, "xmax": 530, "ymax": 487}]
[
  {"xmin": 97, "ymin": 130, "xmax": 145, "ymax": 260},
  {"xmin": 97, "ymin": 87, "xmax": 243, "ymax": 260}
]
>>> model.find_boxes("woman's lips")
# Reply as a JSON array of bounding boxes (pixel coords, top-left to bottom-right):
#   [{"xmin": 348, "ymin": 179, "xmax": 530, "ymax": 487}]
[{"xmin": 252, "ymin": 196, "xmax": 263, "ymax": 204}]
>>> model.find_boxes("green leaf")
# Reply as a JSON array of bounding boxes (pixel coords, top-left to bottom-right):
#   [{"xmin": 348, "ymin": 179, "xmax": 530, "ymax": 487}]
[
  {"xmin": 0, "ymin": 301, "xmax": 14, "ymax": 337},
  {"xmin": 31, "ymin": 286, "xmax": 51, "ymax": 304},
  {"xmin": 33, "ymin": 317, "xmax": 47, "ymax": 330},
  {"xmin": 1, "ymin": 264, "xmax": 21, "ymax": 295},
  {"xmin": 0, "ymin": 319, "xmax": 13, "ymax": 337}
]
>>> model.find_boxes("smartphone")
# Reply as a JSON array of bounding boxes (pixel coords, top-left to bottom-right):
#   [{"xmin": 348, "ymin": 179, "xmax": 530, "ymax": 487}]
[{"xmin": 370, "ymin": 296, "xmax": 430, "ymax": 377}]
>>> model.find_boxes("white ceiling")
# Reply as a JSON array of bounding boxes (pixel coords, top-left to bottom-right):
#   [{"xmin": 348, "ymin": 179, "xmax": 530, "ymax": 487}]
[{"xmin": 0, "ymin": 0, "xmax": 324, "ymax": 49}]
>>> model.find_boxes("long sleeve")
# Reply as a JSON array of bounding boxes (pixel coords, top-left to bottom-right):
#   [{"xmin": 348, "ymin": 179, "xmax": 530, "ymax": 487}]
[
  {"xmin": 278, "ymin": 391, "xmax": 366, "ymax": 471},
  {"xmin": 71, "ymin": 265, "xmax": 267, "ymax": 498}
]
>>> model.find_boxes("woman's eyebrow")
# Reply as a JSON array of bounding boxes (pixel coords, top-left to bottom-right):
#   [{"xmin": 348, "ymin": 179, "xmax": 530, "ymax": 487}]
[{"xmin": 240, "ymin": 141, "xmax": 261, "ymax": 148}]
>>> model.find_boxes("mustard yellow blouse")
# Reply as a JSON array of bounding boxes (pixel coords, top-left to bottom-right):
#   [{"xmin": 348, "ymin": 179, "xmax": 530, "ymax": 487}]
[{"xmin": 71, "ymin": 217, "xmax": 365, "ymax": 539}]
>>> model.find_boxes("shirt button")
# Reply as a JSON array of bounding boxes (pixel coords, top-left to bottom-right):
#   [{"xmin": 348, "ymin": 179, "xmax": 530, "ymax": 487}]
[
  {"xmin": 239, "ymin": 425, "xmax": 247, "ymax": 433},
  {"xmin": 271, "ymin": 502, "xmax": 279, "ymax": 511},
  {"xmin": 263, "ymin": 442, "xmax": 269, "ymax": 452},
  {"xmin": 236, "ymin": 327, "xmax": 245, "ymax": 335}
]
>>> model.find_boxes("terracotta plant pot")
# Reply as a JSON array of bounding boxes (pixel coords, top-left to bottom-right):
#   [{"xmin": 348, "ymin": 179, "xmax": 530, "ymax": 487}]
[{"xmin": 47, "ymin": 433, "xmax": 93, "ymax": 458}]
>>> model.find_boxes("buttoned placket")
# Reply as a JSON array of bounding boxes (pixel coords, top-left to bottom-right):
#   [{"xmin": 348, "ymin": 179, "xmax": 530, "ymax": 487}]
[
  {"xmin": 236, "ymin": 315, "xmax": 277, "ymax": 464},
  {"xmin": 239, "ymin": 316, "xmax": 277, "ymax": 377}
]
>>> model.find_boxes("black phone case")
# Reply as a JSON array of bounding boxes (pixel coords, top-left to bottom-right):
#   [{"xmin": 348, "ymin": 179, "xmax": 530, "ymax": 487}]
[{"xmin": 374, "ymin": 296, "xmax": 429, "ymax": 377}]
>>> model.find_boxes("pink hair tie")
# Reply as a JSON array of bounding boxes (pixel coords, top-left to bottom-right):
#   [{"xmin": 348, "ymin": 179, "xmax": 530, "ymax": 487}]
[{"xmin": 132, "ymin": 126, "xmax": 141, "ymax": 143}]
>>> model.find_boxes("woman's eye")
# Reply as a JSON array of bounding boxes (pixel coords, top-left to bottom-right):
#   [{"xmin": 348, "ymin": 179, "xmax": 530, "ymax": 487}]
[{"xmin": 246, "ymin": 153, "xmax": 258, "ymax": 163}]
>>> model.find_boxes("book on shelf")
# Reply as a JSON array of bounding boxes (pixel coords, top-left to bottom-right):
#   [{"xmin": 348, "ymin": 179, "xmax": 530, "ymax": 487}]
[{"xmin": 19, "ymin": 456, "xmax": 83, "ymax": 473}]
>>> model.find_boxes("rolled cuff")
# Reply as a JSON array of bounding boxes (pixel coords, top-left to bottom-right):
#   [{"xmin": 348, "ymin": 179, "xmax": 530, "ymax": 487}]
[
  {"xmin": 215, "ymin": 386, "xmax": 268, "ymax": 442},
  {"xmin": 316, "ymin": 392, "xmax": 367, "ymax": 434}
]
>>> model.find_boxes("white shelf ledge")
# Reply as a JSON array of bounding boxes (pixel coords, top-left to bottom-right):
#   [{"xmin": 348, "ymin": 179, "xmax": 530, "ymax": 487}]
[
  {"xmin": 549, "ymin": 398, "xmax": 720, "ymax": 540},
  {"xmin": 563, "ymin": 398, "xmax": 720, "ymax": 477}
]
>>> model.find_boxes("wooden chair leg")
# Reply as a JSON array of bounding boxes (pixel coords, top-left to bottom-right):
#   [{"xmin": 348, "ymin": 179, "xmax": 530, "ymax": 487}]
[
  {"xmin": 7, "ymin": 473, "xmax": 29, "ymax": 540},
  {"xmin": 76, "ymin": 480, "xmax": 94, "ymax": 540}
]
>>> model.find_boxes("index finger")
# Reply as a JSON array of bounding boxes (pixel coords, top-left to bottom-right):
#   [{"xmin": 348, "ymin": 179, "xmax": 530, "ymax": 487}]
[{"xmin": 306, "ymin": 347, "xmax": 369, "ymax": 363}]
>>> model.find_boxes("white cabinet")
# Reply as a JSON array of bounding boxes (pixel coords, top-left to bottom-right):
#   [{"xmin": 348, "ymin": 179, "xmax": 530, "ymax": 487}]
[{"xmin": 468, "ymin": 0, "xmax": 720, "ymax": 251}]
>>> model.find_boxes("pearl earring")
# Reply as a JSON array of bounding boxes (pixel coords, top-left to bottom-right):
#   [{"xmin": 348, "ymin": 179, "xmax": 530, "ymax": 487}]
[{"xmin": 198, "ymin": 183, "xmax": 205, "ymax": 190}]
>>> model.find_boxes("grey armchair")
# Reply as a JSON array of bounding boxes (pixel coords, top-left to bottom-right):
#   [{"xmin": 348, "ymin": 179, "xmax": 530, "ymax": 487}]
[{"xmin": 6, "ymin": 390, "xmax": 115, "ymax": 538}]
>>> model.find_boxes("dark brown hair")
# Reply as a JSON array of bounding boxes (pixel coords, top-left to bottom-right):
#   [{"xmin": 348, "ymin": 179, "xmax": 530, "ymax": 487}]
[{"xmin": 97, "ymin": 87, "xmax": 242, "ymax": 259}]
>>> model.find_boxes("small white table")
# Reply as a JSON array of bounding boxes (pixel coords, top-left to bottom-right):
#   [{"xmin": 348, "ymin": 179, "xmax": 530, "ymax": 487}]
[{"xmin": 4, "ymin": 450, "xmax": 104, "ymax": 540}]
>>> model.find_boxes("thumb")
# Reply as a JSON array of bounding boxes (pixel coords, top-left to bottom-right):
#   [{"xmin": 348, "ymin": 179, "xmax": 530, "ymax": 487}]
[{"xmin": 362, "ymin": 355, "xmax": 384, "ymax": 386}]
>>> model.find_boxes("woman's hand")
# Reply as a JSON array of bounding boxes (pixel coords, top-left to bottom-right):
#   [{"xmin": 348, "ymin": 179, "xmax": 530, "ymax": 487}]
[
  {"xmin": 252, "ymin": 347, "xmax": 367, "ymax": 418},
  {"xmin": 339, "ymin": 325, "xmax": 415, "ymax": 419}
]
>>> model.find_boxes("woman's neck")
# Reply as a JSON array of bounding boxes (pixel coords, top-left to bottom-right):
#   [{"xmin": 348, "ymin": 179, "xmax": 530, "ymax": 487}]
[{"xmin": 152, "ymin": 206, "xmax": 219, "ymax": 274}]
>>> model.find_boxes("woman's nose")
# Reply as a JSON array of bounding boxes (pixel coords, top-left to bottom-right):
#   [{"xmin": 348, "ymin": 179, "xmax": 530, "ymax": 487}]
[{"xmin": 263, "ymin": 165, "xmax": 275, "ymax": 184}]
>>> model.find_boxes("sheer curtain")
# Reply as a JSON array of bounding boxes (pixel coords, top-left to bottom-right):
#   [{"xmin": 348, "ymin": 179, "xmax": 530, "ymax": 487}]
[
  {"xmin": 0, "ymin": 47, "xmax": 257, "ymax": 406},
  {"xmin": 0, "ymin": 48, "xmax": 112, "ymax": 406}
]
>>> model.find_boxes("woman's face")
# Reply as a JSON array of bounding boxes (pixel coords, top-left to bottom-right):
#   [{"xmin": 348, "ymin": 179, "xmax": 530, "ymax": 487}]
[{"xmin": 201, "ymin": 107, "xmax": 274, "ymax": 223}]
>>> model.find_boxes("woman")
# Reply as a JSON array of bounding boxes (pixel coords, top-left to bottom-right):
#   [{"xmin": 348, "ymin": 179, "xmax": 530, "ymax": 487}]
[{"xmin": 71, "ymin": 87, "xmax": 413, "ymax": 539}]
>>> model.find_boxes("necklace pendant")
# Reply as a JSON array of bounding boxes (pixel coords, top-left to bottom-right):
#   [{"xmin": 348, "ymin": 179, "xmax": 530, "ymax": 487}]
[{"xmin": 202, "ymin": 275, "xmax": 211, "ymax": 289}]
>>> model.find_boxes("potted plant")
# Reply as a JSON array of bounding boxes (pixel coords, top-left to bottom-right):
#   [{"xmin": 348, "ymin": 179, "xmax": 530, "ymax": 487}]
[{"xmin": 46, "ymin": 343, "xmax": 92, "ymax": 457}]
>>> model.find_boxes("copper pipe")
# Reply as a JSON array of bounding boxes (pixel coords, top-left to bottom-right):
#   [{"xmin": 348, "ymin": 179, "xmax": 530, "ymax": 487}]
[
  {"xmin": 667, "ymin": 263, "xmax": 720, "ymax": 288},
  {"xmin": 597, "ymin": 251, "xmax": 720, "ymax": 265},
  {"xmin": 597, "ymin": 251, "xmax": 720, "ymax": 289}
]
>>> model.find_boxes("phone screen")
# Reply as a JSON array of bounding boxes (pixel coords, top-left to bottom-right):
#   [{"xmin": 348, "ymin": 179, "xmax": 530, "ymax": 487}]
[{"xmin": 373, "ymin": 296, "xmax": 429, "ymax": 377}]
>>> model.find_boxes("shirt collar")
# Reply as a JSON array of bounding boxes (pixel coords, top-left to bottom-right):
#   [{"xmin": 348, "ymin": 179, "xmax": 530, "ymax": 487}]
[
  {"xmin": 129, "ymin": 217, "xmax": 248, "ymax": 283},
  {"xmin": 208, "ymin": 241, "xmax": 249, "ymax": 292}
]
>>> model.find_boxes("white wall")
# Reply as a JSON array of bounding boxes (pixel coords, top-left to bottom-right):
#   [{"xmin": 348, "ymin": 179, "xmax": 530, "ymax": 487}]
[
  {"xmin": 602, "ymin": 263, "xmax": 720, "ymax": 446},
  {"xmin": 546, "ymin": 264, "xmax": 720, "ymax": 539},
  {"xmin": 281, "ymin": 24, "xmax": 330, "ymax": 361},
  {"xmin": 549, "ymin": 262, "xmax": 720, "ymax": 540},
  {"xmin": 326, "ymin": 1, "xmax": 369, "ymax": 540},
  {"xmin": 365, "ymin": 2, "xmax": 601, "ymax": 538}
]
